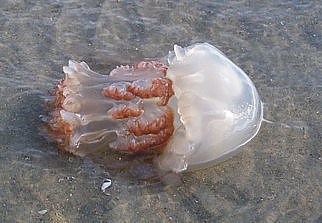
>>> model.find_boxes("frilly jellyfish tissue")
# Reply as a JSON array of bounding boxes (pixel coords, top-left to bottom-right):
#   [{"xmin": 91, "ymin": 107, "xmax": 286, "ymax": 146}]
[{"xmin": 47, "ymin": 43, "xmax": 263, "ymax": 173}]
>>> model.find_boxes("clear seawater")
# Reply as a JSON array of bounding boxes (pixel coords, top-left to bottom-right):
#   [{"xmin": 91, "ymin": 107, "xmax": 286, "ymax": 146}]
[{"xmin": 0, "ymin": 0, "xmax": 321, "ymax": 222}]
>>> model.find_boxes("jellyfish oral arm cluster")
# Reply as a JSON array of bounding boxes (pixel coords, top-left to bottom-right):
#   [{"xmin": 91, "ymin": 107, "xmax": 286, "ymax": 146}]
[
  {"xmin": 48, "ymin": 43, "xmax": 263, "ymax": 173},
  {"xmin": 49, "ymin": 61, "xmax": 175, "ymax": 156}
]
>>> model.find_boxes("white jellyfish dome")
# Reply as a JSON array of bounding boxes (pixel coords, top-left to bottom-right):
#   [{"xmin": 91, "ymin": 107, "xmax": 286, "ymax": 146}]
[{"xmin": 156, "ymin": 43, "xmax": 263, "ymax": 172}]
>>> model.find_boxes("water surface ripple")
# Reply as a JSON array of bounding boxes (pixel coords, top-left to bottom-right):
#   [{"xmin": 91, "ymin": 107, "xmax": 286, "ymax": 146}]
[{"xmin": 0, "ymin": 0, "xmax": 321, "ymax": 222}]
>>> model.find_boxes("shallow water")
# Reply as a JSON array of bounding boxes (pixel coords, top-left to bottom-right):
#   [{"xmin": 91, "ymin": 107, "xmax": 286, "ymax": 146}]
[{"xmin": 0, "ymin": 0, "xmax": 321, "ymax": 222}]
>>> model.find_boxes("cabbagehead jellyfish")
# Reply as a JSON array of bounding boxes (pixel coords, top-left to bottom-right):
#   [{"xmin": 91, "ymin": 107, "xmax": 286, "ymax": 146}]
[{"xmin": 47, "ymin": 43, "xmax": 263, "ymax": 173}]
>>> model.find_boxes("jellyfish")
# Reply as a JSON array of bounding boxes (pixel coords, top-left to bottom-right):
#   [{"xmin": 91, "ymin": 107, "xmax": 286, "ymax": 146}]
[{"xmin": 47, "ymin": 43, "xmax": 263, "ymax": 173}]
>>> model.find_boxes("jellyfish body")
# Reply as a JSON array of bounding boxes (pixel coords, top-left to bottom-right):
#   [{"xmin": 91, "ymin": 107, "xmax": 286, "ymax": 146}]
[{"xmin": 48, "ymin": 43, "xmax": 263, "ymax": 173}]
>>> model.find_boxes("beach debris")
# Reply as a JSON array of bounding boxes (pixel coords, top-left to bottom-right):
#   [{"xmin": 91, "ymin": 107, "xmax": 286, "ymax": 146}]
[
  {"xmin": 38, "ymin": 209, "xmax": 48, "ymax": 215},
  {"xmin": 101, "ymin": 178, "xmax": 112, "ymax": 194}
]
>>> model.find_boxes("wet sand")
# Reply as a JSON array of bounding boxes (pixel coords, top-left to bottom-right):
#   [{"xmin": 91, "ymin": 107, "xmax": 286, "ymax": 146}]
[{"xmin": 0, "ymin": 0, "xmax": 321, "ymax": 222}]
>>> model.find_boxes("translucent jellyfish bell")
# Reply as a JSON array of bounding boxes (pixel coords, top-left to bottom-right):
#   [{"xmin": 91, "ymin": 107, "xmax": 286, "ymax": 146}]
[
  {"xmin": 47, "ymin": 42, "xmax": 263, "ymax": 173},
  {"xmin": 156, "ymin": 43, "xmax": 263, "ymax": 172}
]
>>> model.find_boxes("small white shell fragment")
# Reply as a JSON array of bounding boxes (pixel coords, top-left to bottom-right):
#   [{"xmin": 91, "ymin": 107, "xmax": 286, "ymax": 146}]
[
  {"xmin": 38, "ymin": 209, "xmax": 48, "ymax": 215},
  {"xmin": 101, "ymin": 179, "xmax": 112, "ymax": 193}
]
